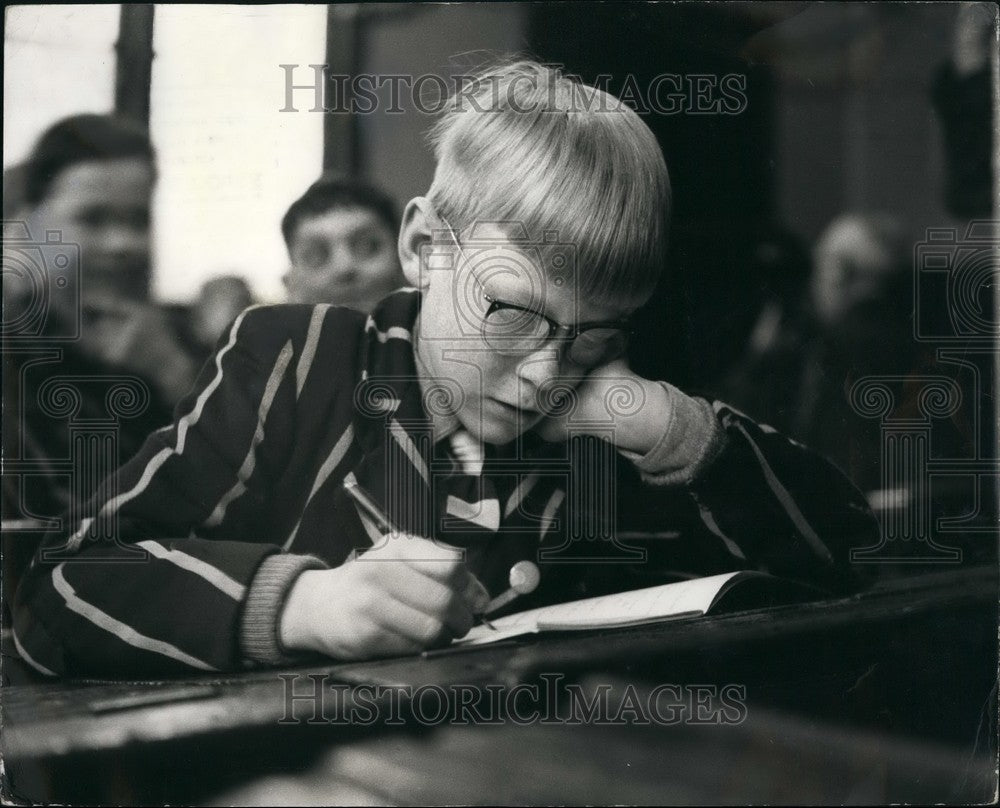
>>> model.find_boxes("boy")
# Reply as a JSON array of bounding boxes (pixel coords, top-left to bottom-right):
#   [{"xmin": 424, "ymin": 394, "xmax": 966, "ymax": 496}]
[
  {"xmin": 12, "ymin": 62, "xmax": 875, "ymax": 677},
  {"xmin": 3, "ymin": 114, "xmax": 197, "ymax": 519},
  {"xmin": 280, "ymin": 174, "xmax": 406, "ymax": 312}
]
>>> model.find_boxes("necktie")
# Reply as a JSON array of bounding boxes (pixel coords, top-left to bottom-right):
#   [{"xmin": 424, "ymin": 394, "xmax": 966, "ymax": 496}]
[
  {"xmin": 437, "ymin": 429, "xmax": 501, "ymax": 538},
  {"xmin": 448, "ymin": 429, "xmax": 485, "ymax": 476},
  {"xmin": 423, "ymin": 429, "xmax": 496, "ymax": 586}
]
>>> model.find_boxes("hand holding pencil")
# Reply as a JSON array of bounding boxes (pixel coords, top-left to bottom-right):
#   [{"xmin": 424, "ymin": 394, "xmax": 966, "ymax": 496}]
[
  {"xmin": 277, "ymin": 480, "xmax": 491, "ymax": 660},
  {"xmin": 343, "ymin": 478, "xmax": 541, "ymax": 629}
]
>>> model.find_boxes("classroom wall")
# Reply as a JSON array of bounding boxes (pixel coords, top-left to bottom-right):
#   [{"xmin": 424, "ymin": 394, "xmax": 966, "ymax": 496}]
[
  {"xmin": 150, "ymin": 5, "xmax": 326, "ymax": 303},
  {"xmin": 3, "ymin": 5, "xmax": 120, "ymax": 168},
  {"xmin": 768, "ymin": 4, "xmax": 956, "ymax": 244},
  {"xmin": 3, "ymin": 4, "xmax": 967, "ymax": 305},
  {"xmin": 358, "ymin": 4, "xmax": 528, "ymax": 208},
  {"xmin": 359, "ymin": 3, "xmax": 960, "ymax": 244}
]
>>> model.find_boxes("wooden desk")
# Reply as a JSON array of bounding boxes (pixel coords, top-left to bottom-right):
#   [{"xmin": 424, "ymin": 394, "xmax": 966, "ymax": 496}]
[{"xmin": 3, "ymin": 566, "xmax": 997, "ymax": 804}]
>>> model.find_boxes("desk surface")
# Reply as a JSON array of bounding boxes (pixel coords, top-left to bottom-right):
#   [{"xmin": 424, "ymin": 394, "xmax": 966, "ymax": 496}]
[
  {"xmin": 205, "ymin": 693, "xmax": 992, "ymax": 806},
  {"xmin": 4, "ymin": 566, "xmax": 996, "ymax": 751},
  {"xmin": 2, "ymin": 566, "xmax": 997, "ymax": 804}
]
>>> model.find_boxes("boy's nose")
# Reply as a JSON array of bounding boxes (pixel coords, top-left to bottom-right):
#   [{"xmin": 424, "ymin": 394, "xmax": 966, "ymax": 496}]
[{"xmin": 515, "ymin": 345, "xmax": 565, "ymax": 394}]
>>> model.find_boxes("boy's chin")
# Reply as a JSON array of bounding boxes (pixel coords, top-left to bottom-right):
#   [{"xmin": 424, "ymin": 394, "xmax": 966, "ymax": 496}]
[{"xmin": 460, "ymin": 411, "xmax": 541, "ymax": 446}]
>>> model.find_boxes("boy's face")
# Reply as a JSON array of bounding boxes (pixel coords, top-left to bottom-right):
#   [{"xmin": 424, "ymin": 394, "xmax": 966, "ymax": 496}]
[
  {"xmin": 413, "ymin": 221, "xmax": 633, "ymax": 445},
  {"xmin": 25, "ymin": 157, "xmax": 154, "ymax": 309},
  {"xmin": 284, "ymin": 205, "xmax": 401, "ymax": 312},
  {"xmin": 811, "ymin": 220, "xmax": 901, "ymax": 333}
]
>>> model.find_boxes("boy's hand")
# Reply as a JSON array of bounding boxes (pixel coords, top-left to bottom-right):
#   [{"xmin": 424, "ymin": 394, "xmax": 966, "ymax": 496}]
[
  {"xmin": 278, "ymin": 534, "xmax": 490, "ymax": 660},
  {"xmin": 81, "ymin": 297, "xmax": 198, "ymax": 402},
  {"xmin": 534, "ymin": 359, "xmax": 672, "ymax": 455}
]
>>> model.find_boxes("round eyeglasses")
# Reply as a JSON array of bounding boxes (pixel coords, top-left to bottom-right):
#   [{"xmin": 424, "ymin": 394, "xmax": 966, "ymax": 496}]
[
  {"xmin": 479, "ymin": 291, "xmax": 631, "ymax": 366},
  {"xmin": 437, "ymin": 215, "xmax": 632, "ymax": 367}
]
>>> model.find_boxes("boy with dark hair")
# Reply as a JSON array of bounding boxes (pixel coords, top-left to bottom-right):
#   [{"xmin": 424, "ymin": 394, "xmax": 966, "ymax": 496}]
[
  {"xmin": 3, "ymin": 114, "xmax": 196, "ymax": 520},
  {"xmin": 21, "ymin": 113, "xmax": 156, "ymax": 206},
  {"xmin": 13, "ymin": 63, "xmax": 875, "ymax": 678},
  {"xmin": 281, "ymin": 174, "xmax": 405, "ymax": 313}
]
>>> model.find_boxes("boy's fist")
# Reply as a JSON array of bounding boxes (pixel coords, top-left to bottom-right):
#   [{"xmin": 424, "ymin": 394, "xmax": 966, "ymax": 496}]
[
  {"xmin": 535, "ymin": 359, "xmax": 672, "ymax": 455},
  {"xmin": 278, "ymin": 534, "xmax": 490, "ymax": 660},
  {"xmin": 81, "ymin": 297, "xmax": 198, "ymax": 402}
]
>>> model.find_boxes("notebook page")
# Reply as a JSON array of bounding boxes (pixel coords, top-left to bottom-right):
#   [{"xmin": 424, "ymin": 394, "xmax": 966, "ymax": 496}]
[{"xmin": 458, "ymin": 571, "xmax": 743, "ymax": 646}]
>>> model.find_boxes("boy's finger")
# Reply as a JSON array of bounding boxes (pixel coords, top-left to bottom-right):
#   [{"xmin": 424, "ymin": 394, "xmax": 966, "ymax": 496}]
[
  {"xmin": 363, "ymin": 593, "xmax": 448, "ymax": 648},
  {"xmin": 461, "ymin": 573, "xmax": 491, "ymax": 614},
  {"xmin": 388, "ymin": 567, "xmax": 478, "ymax": 638},
  {"xmin": 376, "ymin": 587, "xmax": 463, "ymax": 647},
  {"xmin": 374, "ymin": 532, "xmax": 463, "ymax": 562}
]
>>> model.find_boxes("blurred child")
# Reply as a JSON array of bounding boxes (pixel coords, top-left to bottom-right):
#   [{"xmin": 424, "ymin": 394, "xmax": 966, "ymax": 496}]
[
  {"xmin": 3, "ymin": 115, "xmax": 197, "ymax": 519},
  {"xmin": 189, "ymin": 275, "xmax": 255, "ymax": 359},
  {"xmin": 281, "ymin": 174, "xmax": 406, "ymax": 312},
  {"xmin": 721, "ymin": 212, "xmax": 972, "ymax": 494}
]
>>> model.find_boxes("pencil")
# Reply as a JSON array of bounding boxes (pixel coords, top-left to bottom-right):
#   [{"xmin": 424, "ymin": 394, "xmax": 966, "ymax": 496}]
[
  {"xmin": 343, "ymin": 477, "xmax": 400, "ymax": 534},
  {"xmin": 342, "ymin": 476, "xmax": 496, "ymax": 629}
]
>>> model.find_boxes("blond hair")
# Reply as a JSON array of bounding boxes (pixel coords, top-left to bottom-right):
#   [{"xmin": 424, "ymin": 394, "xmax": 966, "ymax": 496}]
[{"xmin": 427, "ymin": 59, "xmax": 671, "ymax": 309}]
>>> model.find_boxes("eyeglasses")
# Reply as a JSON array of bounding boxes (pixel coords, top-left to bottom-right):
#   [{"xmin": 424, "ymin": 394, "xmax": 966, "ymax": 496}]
[{"xmin": 437, "ymin": 216, "xmax": 632, "ymax": 367}]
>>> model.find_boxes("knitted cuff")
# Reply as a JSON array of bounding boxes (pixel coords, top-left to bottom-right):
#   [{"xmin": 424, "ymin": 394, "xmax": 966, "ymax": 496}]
[
  {"xmin": 240, "ymin": 553, "xmax": 328, "ymax": 666},
  {"xmin": 619, "ymin": 383, "xmax": 728, "ymax": 486}
]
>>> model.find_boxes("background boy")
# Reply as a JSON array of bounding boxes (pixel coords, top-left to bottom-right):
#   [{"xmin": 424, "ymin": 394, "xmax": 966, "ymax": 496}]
[
  {"xmin": 13, "ymin": 62, "xmax": 875, "ymax": 678},
  {"xmin": 3, "ymin": 114, "xmax": 198, "ymax": 520},
  {"xmin": 280, "ymin": 174, "xmax": 406, "ymax": 312}
]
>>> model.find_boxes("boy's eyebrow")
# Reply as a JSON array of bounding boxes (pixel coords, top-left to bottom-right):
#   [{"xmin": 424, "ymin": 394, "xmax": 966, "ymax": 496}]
[{"xmin": 345, "ymin": 222, "xmax": 387, "ymax": 237}]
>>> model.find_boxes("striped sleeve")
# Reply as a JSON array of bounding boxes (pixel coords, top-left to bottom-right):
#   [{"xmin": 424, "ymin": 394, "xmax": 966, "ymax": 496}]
[
  {"xmin": 686, "ymin": 402, "xmax": 877, "ymax": 590},
  {"xmin": 11, "ymin": 305, "xmax": 337, "ymax": 678},
  {"xmin": 611, "ymin": 399, "xmax": 877, "ymax": 593}
]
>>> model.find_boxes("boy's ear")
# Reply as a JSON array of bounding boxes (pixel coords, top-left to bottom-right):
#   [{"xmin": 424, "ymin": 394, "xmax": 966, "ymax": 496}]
[{"xmin": 398, "ymin": 196, "xmax": 434, "ymax": 289}]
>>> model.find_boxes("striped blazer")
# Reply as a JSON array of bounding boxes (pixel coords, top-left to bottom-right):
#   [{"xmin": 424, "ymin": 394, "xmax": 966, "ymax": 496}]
[{"xmin": 12, "ymin": 290, "xmax": 877, "ymax": 678}]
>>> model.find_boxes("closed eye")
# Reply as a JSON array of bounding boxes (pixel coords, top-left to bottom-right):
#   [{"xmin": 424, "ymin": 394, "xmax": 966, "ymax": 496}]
[{"xmin": 482, "ymin": 292, "xmax": 545, "ymax": 319}]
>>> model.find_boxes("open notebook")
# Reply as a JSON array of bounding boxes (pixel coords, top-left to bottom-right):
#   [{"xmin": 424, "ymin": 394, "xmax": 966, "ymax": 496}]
[{"xmin": 458, "ymin": 570, "xmax": 823, "ymax": 646}]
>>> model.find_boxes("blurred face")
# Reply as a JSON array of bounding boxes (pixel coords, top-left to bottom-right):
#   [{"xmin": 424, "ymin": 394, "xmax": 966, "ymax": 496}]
[
  {"xmin": 284, "ymin": 206, "xmax": 401, "ymax": 312},
  {"xmin": 27, "ymin": 157, "xmax": 154, "ymax": 308},
  {"xmin": 194, "ymin": 284, "xmax": 253, "ymax": 346},
  {"xmin": 416, "ymin": 223, "xmax": 633, "ymax": 444},
  {"xmin": 810, "ymin": 220, "xmax": 901, "ymax": 331}
]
